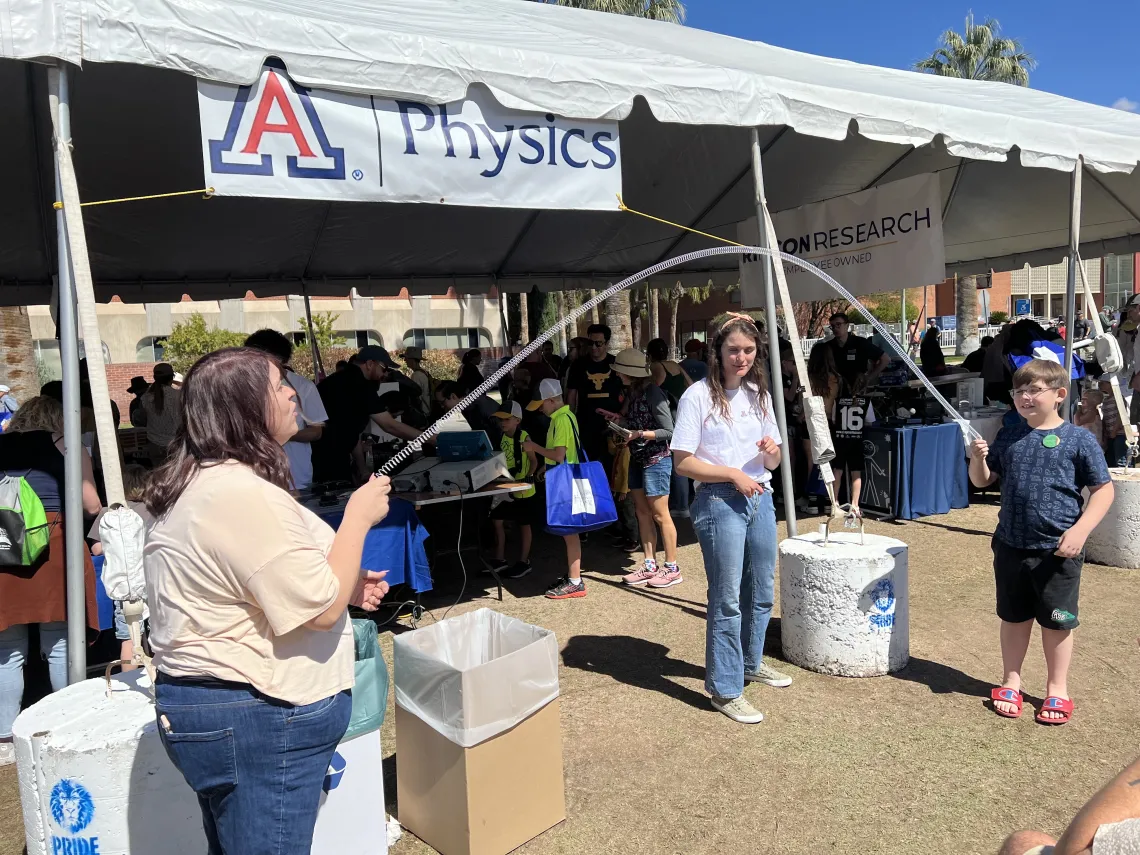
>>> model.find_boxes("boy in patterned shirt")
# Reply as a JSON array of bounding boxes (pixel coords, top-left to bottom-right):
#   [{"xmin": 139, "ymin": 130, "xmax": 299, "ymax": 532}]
[{"xmin": 969, "ymin": 359, "xmax": 1114, "ymax": 725}]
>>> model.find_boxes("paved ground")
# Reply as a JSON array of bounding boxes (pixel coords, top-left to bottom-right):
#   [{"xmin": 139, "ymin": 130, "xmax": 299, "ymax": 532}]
[{"xmin": 3, "ymin": 501, "xmax": 1139, "ymax": 855}]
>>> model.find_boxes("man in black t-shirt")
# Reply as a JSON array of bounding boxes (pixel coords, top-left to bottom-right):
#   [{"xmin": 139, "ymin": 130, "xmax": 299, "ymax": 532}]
[
  {"xmin": 311, "ymin": 345, "xmax": 422, "ymax": 484},
  {"xmin": 827, "ymin": 312, "xmax": 889, "ymax": 389}
]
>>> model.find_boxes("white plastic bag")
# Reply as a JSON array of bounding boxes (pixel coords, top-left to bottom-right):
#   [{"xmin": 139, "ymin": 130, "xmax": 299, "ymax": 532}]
[
  {"xmin": 98, "ymin": 505, "xmax": 147, "ymax": 602},
  {"xmin": 394, "ymin": 608, "xmax": 559, "ymax": 748}
]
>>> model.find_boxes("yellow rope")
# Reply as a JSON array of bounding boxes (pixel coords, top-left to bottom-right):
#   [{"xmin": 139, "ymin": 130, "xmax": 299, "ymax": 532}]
[
  {"xmin": 53, "ymin": 187, "xmax": 215, "ymax": 210},
  {"xmin": 616, "ymin": 193, "xmax": 746, "ymax": 248}
]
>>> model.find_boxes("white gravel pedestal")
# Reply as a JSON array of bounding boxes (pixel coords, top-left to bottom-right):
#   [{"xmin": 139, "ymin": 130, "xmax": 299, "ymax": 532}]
[
  {"xmin": 12, "ymin": 669, "xmax": 205, "ymax": 855},
  {"xmin": 779, "ymin": 532, "xmax": 909, "ymax": 677},
  {"xmin": 1086, "ymin": 469, "xmax": 1140, "ymax": 570}
]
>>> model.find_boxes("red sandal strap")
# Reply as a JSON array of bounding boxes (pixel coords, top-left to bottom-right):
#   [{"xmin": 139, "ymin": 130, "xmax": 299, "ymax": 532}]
[
  {"xmin": 1040, "ymin": 696, "xmax": 1073, "ymax": 713},
  {"xmin": 990, "ymin": 687, "xmax": 1022, "ymax": 704}
]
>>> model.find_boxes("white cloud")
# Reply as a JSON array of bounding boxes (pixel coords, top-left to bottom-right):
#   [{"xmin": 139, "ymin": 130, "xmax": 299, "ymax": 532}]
[{"xmin": 1112, "ymin": 97, "xmax": 1138, "ymax": 112}]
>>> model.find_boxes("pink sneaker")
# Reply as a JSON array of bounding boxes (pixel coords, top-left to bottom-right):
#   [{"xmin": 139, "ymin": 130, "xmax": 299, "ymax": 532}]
[
  {"xmin": 623, "ymin": 562, "xmax": 658, "ymax": 586},
  {"xmin": 647, "ymin": 564, "xmax": 683, "ymax": 588}
]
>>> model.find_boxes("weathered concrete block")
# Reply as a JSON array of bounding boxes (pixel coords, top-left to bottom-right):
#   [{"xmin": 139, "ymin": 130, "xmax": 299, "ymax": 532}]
[
  {"xmin": 779, "ymin": 532, "xmax": 909, "ymax": 677},
  {"xmin": 1086, "ymin": 469, "xmax": 1140, "ymax": 570}
]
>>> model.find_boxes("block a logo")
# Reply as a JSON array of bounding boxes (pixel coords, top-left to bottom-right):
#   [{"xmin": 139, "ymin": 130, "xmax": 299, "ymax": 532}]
[
  {"xmin": 323, "ymin": 750, "xmax": 347, "ymax": 793},
  {"xmin": 209, "ymin": 66, "xmax": 345, "ymax": 180}
]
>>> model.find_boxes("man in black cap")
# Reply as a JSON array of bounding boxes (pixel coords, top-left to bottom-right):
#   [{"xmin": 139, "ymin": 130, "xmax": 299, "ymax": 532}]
[{"xmin": 311, "ymin": 345, "xmax": 423, "ymax": 484}]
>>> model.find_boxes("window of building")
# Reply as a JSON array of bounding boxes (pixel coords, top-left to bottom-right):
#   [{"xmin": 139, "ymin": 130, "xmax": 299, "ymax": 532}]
[
  {"xmin": 402, "ymin": 328, "xmax": 492, "ymax": 350},
  {"xmin": 136, "ymin": 337, "xmax": 166, "ymax": 363},
  {"xmin": 1104, "ymin": 254, "xmax": 1135, "ymax": 311},
  {"xmin": 290, "ymin": 330, "xmax": 382, "ymax": 348},
  {"xmin": 34, "ymin": 339, "xmax": 112, "ymax": 384},
  {"xmin": 678, "ymin": 320, "xmax": 709, "ymax": 345}
]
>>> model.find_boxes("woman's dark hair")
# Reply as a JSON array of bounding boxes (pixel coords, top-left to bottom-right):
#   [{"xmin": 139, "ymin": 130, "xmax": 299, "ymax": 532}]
[
  {"xmin": 150, "ymin": 363, "xmax": 176, "ymax": 415},
  {"xmin": 144, "ymin": 348, "xmax": 291, "ymax": 517},
  {"xmin": 461, "ymin": 349, "xmax": 481, "ymax": 366},
  {"xmin": 435, "ymin": 380, "xmax": 461, "ymax": 400},
  {"xmin": 646, "ymin": 339, "xmax": 669, "ymax": 362},
  {"xmin": 807, "ymin": 340, "xmax": 838, "ymax": 397},
  {"xmin": 244, "ymin": 328, "xmax": 294, "ymax": 364},
  {"xmin": 707, "ymin": 315, "xmax": 769, "ymax": 421}
]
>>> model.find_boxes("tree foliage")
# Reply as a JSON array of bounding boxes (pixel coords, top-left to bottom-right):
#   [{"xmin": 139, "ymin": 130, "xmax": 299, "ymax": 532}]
[
  {"xmin": 914, "ymin": 14, "xmax": 1036, "ymax": 86},
  {"xmin": 296, "ymin": 311, "xmax": 345, "ymax": 352},
  {"xmin": 160, "ymin": 313, "xmax": 247, "ymax": 374},
  {"xmin": 527, "ymin": 0, "xmax": 684, "ymax": 23},
  {"xmin": 848, "ymin": 295, "xmax": 920, "ymax": 325}
]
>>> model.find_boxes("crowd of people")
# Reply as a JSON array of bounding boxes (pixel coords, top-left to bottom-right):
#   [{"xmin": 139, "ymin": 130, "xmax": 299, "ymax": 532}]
[{"xmin": 1, "ymin": 299, "xmax": 1139, "ymax": 853}]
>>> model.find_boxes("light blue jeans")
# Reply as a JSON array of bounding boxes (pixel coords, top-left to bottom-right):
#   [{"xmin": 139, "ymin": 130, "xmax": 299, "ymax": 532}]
[
  {"xmin": 0, "ymin": 622, "xmax": 69, "ymax": 737},
  {"xmin": 692, "ymin": 484, "xmax": 777, "ymax": 700}
]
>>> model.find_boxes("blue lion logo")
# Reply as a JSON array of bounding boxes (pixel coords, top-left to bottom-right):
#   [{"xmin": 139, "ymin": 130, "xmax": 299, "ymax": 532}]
[
  {"xmin": 868, "ymin": 579, "xmax": 896, "ymax": 630},
  {"xmin": 323, "ymin": 751, "xmax": 347, "ymax": 793},
  {"xmin": 50, "ymin": 778, "xmax": 94, "ymax": 834}
]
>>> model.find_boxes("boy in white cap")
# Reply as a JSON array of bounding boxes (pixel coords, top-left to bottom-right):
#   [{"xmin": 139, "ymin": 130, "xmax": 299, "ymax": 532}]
[
  {"xmin": 488, "ymin": 400, "xmax": 540, "ymax": 579},
  {"xmin": 525, "ymin": 378, "xmax": 586, "ymax": 599}
]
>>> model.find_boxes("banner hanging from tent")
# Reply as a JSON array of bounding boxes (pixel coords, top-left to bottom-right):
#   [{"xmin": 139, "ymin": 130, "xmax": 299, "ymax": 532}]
[
  {"xmin": 198, "ymin": 66, "xmax": 622, "ymax": 210},
  {"xmin": 738, "ymin": 173, "xmax": 945, "ymax": 304}
]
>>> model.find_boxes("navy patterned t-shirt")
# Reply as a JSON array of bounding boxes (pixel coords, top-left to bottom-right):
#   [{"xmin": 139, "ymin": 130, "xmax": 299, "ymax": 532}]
[{"xmin": 987, "ymin": 421, "xmax": 1110, "ymax": 550}]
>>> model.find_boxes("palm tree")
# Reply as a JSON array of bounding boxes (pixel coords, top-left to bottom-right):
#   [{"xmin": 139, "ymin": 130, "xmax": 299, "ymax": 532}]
[
  {"xmin": 527, "ymin": 0, "xmax": 685, "ymax": 23},
  {"xmin": 666, "ymin": 280, "xmax": 712, "ymax": 358},
  {"xmin": 604, "ymin": 286, "xmax": 633, "ymax": 350},
  {"xmin": 0, "ymin": 307, "xmax": 38, "ymax": 404},
  {"xmin": 916, "ymin": 14, "xmax": 1035, "ymax": 354}
]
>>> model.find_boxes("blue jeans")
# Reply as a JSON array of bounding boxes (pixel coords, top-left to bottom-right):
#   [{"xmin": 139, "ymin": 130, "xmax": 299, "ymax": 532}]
[
  {"xmin": 669, "ymin": 470, "xmax": 691, "ymax": 517},
  {"xmin": 155, "ymin": 674, "xmax": 351, "ymax": 855},
  {"xmin": 692, "ymin": 484, "xmax": 778, "ymax": 699},
  {"xmin": 628, "ymin": 455, "xmax": 673, "ymax": 497},
  {"xmin": 0, "ymin": 622, "xmax": 68, "ymax": 737},
  {"xmin": 1107, "ymin": 434, "xmax": 1130, "ymax": 468}
]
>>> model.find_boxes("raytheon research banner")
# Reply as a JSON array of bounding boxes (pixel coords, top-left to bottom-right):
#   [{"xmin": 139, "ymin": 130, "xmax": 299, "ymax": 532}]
[
  {"xmin": 198, "ymin": 66, "xmax": 622, "ymax": 210},
  {"xmin": 738, "ymin": 173, "xmax": 945, "ymax": 304}
]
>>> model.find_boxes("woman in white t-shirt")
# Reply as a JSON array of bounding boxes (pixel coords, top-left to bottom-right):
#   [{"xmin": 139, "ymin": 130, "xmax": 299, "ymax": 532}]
[
  {"xmin": 144, "ymin": 346, "xmax": 392, "ymax": 854},
  {"xmin": 671, "ymin": 314, "xmax": 791, "ymax": 725}
]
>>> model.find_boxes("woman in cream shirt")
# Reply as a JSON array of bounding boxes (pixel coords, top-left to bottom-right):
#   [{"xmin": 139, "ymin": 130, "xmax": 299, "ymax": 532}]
[{"xmin": 144, "ymin": 346, "xmax": 391, "ymax": 855}]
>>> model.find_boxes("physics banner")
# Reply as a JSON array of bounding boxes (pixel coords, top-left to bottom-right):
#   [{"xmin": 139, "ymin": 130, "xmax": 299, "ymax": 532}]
[
  {"xmin": 198, "ymin": 66, "xmax": 622, "ymax": 210},
  {"xmin": 738, "ymin": 173, "xmax": 945, "ymax": 303}
]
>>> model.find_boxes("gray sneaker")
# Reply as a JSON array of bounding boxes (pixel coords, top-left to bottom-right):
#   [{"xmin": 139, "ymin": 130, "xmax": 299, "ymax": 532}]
[
  {"xmin": 746, "ymin": 661, "xmax": 793, "ymax": 688},
  {"xmin": 711, "ymin": 696, "xmax": 764, "ymax": 724},
  {"xmin": 0, "ymin": 742, "xmax": 13, "ymax": 767}
]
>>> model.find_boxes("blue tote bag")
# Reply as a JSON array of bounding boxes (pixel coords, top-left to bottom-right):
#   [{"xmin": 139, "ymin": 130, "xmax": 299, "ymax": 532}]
[{"xmin": 545, "ymin": 420, "xmax": 618, "ymax": 535}]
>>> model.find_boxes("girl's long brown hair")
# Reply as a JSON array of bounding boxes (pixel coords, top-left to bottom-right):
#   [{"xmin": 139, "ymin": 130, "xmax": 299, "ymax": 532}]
[
  {"xmin": 144, "ymin": 348, "xmax": 291, "ymax": 517},
  {"xmin": 706, "ymin": 316, "xmax": 770, "ymax": 422}
]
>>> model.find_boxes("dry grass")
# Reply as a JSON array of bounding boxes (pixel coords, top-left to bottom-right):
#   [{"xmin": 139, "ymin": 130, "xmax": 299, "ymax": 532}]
[{"xmin": 4, "ymin": 502, "xmax": 1139, "ymax": 855}]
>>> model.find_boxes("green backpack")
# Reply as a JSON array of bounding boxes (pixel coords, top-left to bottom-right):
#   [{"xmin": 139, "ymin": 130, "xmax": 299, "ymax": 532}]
[{"xmin": 0, "ymin": 475, "xmax": 50, "ymax": 566}]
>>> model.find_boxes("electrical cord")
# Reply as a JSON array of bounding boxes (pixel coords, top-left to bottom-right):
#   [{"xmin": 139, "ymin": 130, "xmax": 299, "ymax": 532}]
[{"xmin": 439, "ymin": 482, "xmax": 468, "ymax": 622}]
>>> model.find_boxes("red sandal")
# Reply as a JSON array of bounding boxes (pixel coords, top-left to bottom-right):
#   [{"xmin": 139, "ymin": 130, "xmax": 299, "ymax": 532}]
[
  {"xmin": 990, "ymin": 687, "xmax": 1023, "ymax": 719},
  {"xmin": 1035, "ymin": 696, "xmax": 1074, "ymax": 725}
]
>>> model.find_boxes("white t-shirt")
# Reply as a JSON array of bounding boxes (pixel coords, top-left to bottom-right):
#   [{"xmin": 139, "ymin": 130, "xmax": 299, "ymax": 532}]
[
  {"xmin": 284, "ymin": 370, "xmax": 328, "ymax": 492},
  {"xmin": 670, "ymin": 379, "xmax": 781, "ymax": 484}
]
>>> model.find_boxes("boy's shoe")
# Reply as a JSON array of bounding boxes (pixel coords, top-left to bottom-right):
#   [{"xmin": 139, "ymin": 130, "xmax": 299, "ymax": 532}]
[
  {"xmin": 745, "ymin": 661, "xmax": 793, "ymax": 688},
  {"xmin": 545, "ymin": 577, "xmax": 586, "ymax": 599},
  {"xmin": 647, "ymin": 563, "xmax": 682, "ymax": 588},
  {"xmin": 623, "ymin": 562, "xmax": 658, "ymax": 586},
  {"xmin": 711, "ymin": 696, "xmax": 764, "ymax": 724},
  {"xmin": 484, "ymin": 558, "xmax": 509, "ymax": 576},
  {"xmin": 0, "ymin": 742, "xmax": 13, "ymax": 767},
  {"xmin": 503, "ymin": 561, "xmax": 532, "ymax": 579}
]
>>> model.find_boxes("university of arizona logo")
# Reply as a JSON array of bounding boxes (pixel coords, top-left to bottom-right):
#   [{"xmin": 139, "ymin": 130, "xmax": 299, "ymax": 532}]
[
  {"xmin": 323, "ymin": 751, "xmax": 347, "ymax": 793},
  {"xmin": 209, "ymin": 65, "xmax": 346, "ymax": 180},
  {"xmin": 50, "ymin": 779, "xmax": 94, "ymax": 834},
  {"xmin": 868, "ymin": 579, "xmax": 896, "ymax": 630}
]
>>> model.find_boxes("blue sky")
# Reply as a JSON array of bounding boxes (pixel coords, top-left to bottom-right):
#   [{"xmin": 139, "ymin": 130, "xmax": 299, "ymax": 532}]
[{"xmin": 686, "ymin": 1, "xmax": 1137, "ymax": 112}]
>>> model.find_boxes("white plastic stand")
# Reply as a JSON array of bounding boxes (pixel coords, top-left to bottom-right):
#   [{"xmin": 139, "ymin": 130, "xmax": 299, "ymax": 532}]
[
  {"xmin": 779, "ymin": 532, "xmax": 910, "ymax": 677},
  {"xmin": 1086, "ymin": 468, "xmax": 1140, "ymax": 570}
]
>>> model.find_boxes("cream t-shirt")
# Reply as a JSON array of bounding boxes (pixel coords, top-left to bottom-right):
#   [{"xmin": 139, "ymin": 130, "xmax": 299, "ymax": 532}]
[{"xmin": 146, "ymin": 461, "xmax": 353, "ymax": 706}]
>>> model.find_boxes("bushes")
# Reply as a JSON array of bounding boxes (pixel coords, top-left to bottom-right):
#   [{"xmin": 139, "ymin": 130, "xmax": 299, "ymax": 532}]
[{"xmin": 161, "ymin": 314, "xmax": 247, "ymax": 374}]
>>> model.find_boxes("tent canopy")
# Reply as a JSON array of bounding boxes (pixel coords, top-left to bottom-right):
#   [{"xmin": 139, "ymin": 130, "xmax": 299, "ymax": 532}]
[{"xmin": 3, "ymin": 0, "xmax": 1140, "ymax": 303}]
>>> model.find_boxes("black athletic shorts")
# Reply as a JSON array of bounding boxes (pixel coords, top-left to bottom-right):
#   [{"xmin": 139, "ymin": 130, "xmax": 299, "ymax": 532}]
[
  {"xmin": 831, "ymin": 435, "xmax": 865, "ymax": 474},
  {"xmin": 490, "ymin": 492, "xmax": 539, "ymax": 525},
  {"xmin": 992, "ymin": 536, "xmax": 1082, "ymax": 630}
]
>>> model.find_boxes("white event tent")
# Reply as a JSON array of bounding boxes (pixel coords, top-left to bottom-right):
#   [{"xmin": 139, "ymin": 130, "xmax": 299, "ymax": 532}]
[{"xmin": 2, "ymin": 0, "xmax": 1140, "ymax": 678}]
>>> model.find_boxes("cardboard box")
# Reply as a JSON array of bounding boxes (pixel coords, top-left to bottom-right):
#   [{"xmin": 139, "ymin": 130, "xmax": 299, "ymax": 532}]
[{"xmin": 396, "ymin": 699, "xmax": 565, "ymax": 855}]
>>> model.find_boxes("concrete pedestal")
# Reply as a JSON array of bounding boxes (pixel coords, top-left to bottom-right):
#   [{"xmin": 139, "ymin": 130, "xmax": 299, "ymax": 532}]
[
  {"xmin": 1086, "ymin": 469, "xmax": 1140, "ymax": 570},
  {"xmin": 779, "ymin": 532, "xmax": 909, "ymax": 677},
  {"xmin": 12, "ymin": 670, "xmax": 204, "ymax": 855}
]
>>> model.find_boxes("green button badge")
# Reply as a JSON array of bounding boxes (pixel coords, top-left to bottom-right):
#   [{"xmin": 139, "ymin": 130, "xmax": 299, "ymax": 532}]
[{"xmin": 1042, "ymin": 434, "xmax": 1060, "ymax": 449}]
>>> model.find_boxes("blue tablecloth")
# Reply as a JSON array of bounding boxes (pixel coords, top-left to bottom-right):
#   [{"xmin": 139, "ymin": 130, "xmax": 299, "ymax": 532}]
[
  {"xmin": 893, "ymin": 422, "xmax": 969, "ymax": 520},
  {"xmin": 319, "ymin": 498, "xmax": 432, "ymax": 592}
]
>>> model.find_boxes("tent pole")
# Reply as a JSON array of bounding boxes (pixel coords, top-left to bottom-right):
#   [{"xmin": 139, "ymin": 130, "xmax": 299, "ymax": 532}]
[
  {"xmin": 1063, "ymin": 158, "xmax": 1083, "ymax": 420},
  {"xmin": 899, "ymin": 289, "xmax": 907, "ymax": 348},
  {"xmin": 301, "ymin": 283, "xmax": 322, "ymax": 380},
  {"xmin": 750, "ymin": 129, "xmax": 797, "ymax": 536},
  {"xmin": 49, "ymin": 65, "xmax": 86, "ymax": 684}
]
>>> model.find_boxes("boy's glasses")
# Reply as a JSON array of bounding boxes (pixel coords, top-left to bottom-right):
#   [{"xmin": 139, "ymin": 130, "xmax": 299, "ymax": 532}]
[{"xmin": 1012, "ymin": 386, "xmax": 1060, "ymax": 400}]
